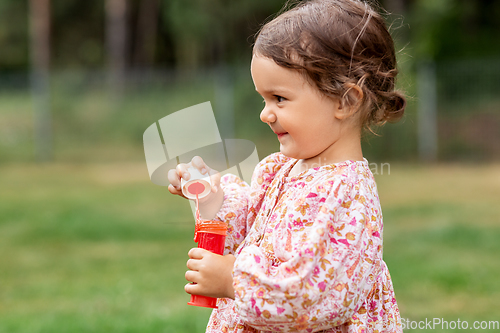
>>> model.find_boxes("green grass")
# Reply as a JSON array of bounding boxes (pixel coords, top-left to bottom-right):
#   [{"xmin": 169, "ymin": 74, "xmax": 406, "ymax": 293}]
[
  {"xmin": 0, "ymin": 163, "xmax": 213, "ymax": 333},
  {"xmin": 1, "ymin": 162, "xmax": 499, "ymax": 332},
  {"xmin": 376, "ymin": 164, "xmax": 500, "ymax": 331}
]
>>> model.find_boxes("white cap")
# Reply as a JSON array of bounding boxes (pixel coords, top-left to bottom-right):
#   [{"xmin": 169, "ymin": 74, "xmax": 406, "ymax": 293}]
[{"xmin": 181, "ymin": 166, "xmax": 212, "ymax": 200}]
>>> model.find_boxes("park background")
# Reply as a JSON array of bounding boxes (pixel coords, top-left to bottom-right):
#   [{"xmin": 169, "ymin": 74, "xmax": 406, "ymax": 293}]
[{"xmin": 0, "ymin": 0, "xmax": 499, "ymax": 332}]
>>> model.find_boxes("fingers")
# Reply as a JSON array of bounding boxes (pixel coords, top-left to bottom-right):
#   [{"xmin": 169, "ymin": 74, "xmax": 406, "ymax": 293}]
[
  {"xmin": 166, "ymin": 162, "xmax": 192, "ymax": 197},
  {"xmin": 192, "ymin": 156, "xmax": 221, "ymax": 194},
  {"xmin": 191, "ymin": 156, "xmax": 208, "ymax": 175},
  {"xmin": 185, "ymin": 269, "xmax": 199, "ymax": 283},
  {"xmin": 167, "ymin": 183, "xmax": 182, "ymax": 196},
  {"xmin": 208, "ymin": 168, "xmax": 221, "ymax": 194},
  {"xmin": 167, "ymin": 165, "xmax": 184, "ymax": 190},
  {"xmin": 185, "ymin": 248, "xmax": 207, "ymax": 279},
  {"xmin": 188, "ymin": 247, "xmax": 209, "ymax": 259},
  {"xmin": 167, "ymin": 168, "xmax": 184, "ymax": 197},
  {"xmin": 176, "ymin": 163, "xmax": 191, "ymax": 181},
  {"xmin": 185, "ymin": 281, "xmax": 201, "ymax": 295},
  {"xmin": 185, "ymin": 248, "xmax": 206, "ymax": 294},
  {"xmin": 191, "ymin": 157, "xmax": 221, "ymax": 187},
  {"xmin": 167, "ymin": 156, "xmax": 207, "ymax": 188},
  {"xmin": 185, "ymin": 270, "xmax": 202, "ymax": 295},
  {"xmin": 167, "ymin": 156, "xmax": 222, "ymax": 198},
  {"xmin": 184, "ymin": 252, "xmax": 236, "ymax": 299}
]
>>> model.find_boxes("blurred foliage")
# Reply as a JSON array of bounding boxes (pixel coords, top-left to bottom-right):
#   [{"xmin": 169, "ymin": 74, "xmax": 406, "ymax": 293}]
[
  {"xmin": 408, "ymin": 0, "xmax": 500, "ymax": 60},
  {"xmin": 0, "ymin": 0, "xmax": 28, "ymax": 71},
  {"xmin": 0, "ymin": 0, "xmax": 499, "ymax": 163},
  {"xmin": 0, "ymin": 0, "xmax": 285, "ymax": 71},
  {"xmin": 162, "ymin": 0, "xmax": 283, "ymax": 69},
  {"xmin": 51, "ymin": 1, "xmax": 104, "ymax": 68},
  {"xmin": 0, "ymin": 0, "xmax": 499, "ymax": 72}
]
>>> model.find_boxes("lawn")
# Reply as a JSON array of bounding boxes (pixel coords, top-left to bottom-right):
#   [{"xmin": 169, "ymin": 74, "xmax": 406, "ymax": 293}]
[{"xmin": 1, "ymin": 161, "xmax": 499, "ymax": 332}]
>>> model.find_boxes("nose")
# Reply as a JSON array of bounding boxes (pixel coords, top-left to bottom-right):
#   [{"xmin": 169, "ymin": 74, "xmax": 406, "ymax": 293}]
[{"xmin": 260, "ymin": 103, "xmax": 277, "ymax": 124}]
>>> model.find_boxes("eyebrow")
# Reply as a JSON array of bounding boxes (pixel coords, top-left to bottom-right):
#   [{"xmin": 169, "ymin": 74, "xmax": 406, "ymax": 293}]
[{"xmin": 255, "ymin": 87, "xmax": 292, "ymax": 96}]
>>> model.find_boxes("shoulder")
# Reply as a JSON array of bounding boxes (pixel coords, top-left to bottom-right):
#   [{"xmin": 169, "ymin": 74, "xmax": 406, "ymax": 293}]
[
  {"xmin": 252, "ymin": 152, "xmax": 292, "ymax": 187},
  {"xmin": 335, "ymin": 159, "xmax": 375, "ymax": 188},
  {"xmin": 305, "ymin": 159, "xmax": 378, "ymax": 204},
  {"xmin": 324, "ymin": 160, "xmax": 381, "ymax": 220}
]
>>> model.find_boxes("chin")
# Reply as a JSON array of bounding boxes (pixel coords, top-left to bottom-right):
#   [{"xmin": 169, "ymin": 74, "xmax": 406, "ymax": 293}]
[{"xmin": 279, "ymin": 146, "xmax": 300, "ymax": 160}]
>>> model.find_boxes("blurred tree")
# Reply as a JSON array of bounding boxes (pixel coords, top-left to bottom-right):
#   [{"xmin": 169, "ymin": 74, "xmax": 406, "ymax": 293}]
[
  {"xmin": 29, "ymin": 0, "xmax": 52, "ymax": 161},
  {"xmin": 51, "ymin": 1, "xmax": 104, "ymax": 68},
  {"xmin": 160, "ymin": 0, "xmax": 284, "ymax": 72},
  {"xmin": 380, "ymin": 0, "xmax": 415, "ymax": 49},
  {"xmin": 106, "ymin": 0, "xmax": 128, "ymax": 95},
  {"xmin": 408, "ymin": 0, "xmax": 500, "ymax": 61},
  {"xmin": 383, "ymin": 0, "xmax": 411, "ymax": 15},
  {"xmin": 0, "ymin": 0, "xmax": 29, "ymax": 72},
  {"xmin": 0, "ymin": 0, "xmax": 498, "ymax": 73},
  {"xmin": 132, "ymin": 0, "xmax": 159, "ymax": 68}
]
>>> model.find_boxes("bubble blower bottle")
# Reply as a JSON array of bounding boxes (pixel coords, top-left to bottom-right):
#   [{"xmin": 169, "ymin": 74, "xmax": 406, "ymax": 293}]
[{"xmin": 181, "ymin": 167, "xmax": 227, "ymax": 309}]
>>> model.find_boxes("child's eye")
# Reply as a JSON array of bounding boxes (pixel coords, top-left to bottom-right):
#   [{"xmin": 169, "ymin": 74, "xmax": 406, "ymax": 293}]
[{"xmin": 275, "ymin": 95, "xmax": 286, "ymax": 103}]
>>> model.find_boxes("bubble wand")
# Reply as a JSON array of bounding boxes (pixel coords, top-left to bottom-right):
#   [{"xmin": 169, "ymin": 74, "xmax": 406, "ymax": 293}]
[{"xmin": 181, "ymin": 167, "xmax": 227, "ymax": 309}]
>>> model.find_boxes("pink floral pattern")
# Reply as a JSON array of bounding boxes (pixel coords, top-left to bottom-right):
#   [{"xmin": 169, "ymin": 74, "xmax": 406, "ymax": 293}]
[{"xmin": 206, "ymin": 153, "xmax": 402, "ymax": 333}]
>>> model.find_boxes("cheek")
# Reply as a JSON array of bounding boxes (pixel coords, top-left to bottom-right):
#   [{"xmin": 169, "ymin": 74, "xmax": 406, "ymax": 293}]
[{"xmin": 308, "ymin": 121, "xmax": 340, "ymax": 143}]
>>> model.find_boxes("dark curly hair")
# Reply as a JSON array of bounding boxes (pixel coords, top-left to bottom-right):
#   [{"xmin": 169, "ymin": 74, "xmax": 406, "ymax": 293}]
[{"xmin": 253, "ymin": 0, "xmax": 406, "ymax": 132}]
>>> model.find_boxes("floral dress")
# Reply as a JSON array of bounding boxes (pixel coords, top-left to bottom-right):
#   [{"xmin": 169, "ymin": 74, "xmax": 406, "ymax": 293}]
[{"xmin": 206, "ymin": 153, "xmax": 402, "ymax": 333}]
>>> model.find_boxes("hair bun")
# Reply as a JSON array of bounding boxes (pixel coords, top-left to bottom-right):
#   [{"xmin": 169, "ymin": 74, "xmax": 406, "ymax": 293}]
[{"xmin": 375, "ymin": 90, "xmax": 406, "ymax": 124}]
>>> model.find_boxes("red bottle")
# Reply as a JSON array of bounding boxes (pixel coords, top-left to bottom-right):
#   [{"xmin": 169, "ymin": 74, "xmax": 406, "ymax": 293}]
[{"xmin": 188, "ymin": 219, "xmax": 227, "ymax": 308}]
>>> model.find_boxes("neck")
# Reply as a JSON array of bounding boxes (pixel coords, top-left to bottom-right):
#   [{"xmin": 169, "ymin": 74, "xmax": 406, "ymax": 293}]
[{"xmin": 290, "ymin": 131, "xmax": 363, "ymax": 176}]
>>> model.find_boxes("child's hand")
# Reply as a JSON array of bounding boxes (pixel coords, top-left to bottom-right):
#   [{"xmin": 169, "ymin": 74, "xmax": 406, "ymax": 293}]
[
  {"xmin": 185, "ymin": 248, "xmax": 236, "ymax": 300},
  {"xmin": 167, "ymin": 156, "xmax": 220, "ymax": 199},
  {"xmin": 167, "ymin": 156, "xmax": 224, "ymax": 219}
]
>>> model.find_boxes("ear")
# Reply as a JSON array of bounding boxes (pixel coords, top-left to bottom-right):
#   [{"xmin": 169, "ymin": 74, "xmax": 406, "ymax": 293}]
[{"xmin": 334, "ymin": 83, "xmax": 364, "ymax": 120}]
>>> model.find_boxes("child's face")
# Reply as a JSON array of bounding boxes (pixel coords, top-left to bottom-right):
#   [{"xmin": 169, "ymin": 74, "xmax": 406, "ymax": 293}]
[{"xmin": 251, "ymin": 55, "xmax": 356, "ymax": 164}]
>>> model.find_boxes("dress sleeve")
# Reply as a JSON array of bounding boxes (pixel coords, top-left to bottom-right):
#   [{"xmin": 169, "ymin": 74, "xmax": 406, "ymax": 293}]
[
  {"xmin": 215, "ymin": 174, "xmax": 251, "ymax": 255},
  {"xmin": 232, "ymin": 171, "xmax": 384, "ymax": 332},
  {"xmin": 216, "ymin": 153, "xmax": 291, "ymax": 255}
]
